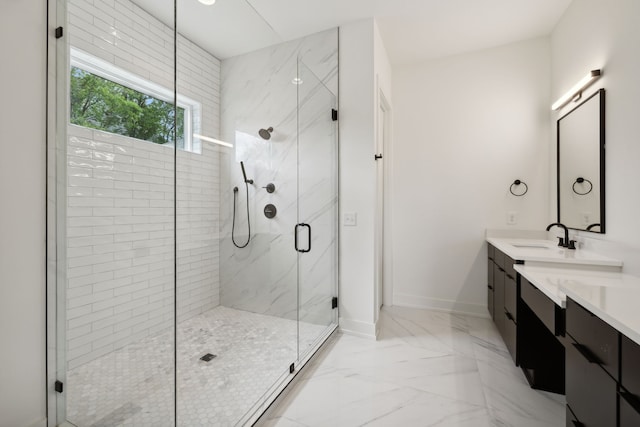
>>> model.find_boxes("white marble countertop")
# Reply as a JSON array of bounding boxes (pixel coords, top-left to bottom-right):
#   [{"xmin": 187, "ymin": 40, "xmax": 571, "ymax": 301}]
[
  {"xmin": 513, "ymin": 264, "xmax": 568, "ymax": 307},
  {"xmin": 562, "ymin": 277, "xmax": 640, "ymax": 346},
  {"xmin": 487, "ymin": 237, "xmax": 623, "ymax": 267},
  {"xmin": 514, "ymin": 264, "xmax": 640, "ymax": 346}
]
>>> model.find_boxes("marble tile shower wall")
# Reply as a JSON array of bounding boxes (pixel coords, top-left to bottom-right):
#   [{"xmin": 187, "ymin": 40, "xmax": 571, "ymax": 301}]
[
  {"xmin": 65, "ymin": 0, "xmax": 222, "ymax": 370},
  {"xmin": 219, "ymin": 29, "xmax": 338, "ymax": 323}
]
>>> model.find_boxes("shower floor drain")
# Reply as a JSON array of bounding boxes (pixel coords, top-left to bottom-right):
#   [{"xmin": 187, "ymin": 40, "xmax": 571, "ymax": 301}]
[{"xmin": 200, "ymin": 353, "xmax": 217, "ymax": 362}]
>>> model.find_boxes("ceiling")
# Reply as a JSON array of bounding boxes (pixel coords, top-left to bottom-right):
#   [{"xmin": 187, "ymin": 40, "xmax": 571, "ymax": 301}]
[{"xmin": 131, "ymin": 0, "xmax": 572, "ymax": 64}]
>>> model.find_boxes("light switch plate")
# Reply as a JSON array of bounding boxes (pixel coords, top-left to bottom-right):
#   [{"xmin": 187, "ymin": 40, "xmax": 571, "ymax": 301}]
[
  {"xmin": 507, "ymin": 211, "xmax": 518, "ymax": 225},
  {"xmin": 344, "ymin": 212, "xmax": 357, "ymax": 226}
]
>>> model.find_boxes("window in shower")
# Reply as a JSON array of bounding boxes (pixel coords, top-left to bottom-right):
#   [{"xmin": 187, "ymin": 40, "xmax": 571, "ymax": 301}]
[{"xmin": 69, "ymin": 48, "xmax": 200, "ymax": 152}]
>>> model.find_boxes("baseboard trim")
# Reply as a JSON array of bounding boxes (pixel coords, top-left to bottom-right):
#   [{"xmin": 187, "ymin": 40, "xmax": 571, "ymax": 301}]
[
  {"xmin": 393, "ymin": 293, "xmax": 490, "ymax": 319},
  {"xmin": 29, "ymin": 418, "xmax": 47, "ymax": 427},
  {"xmin": 338, "ymin": 317, "xmax": 377, "ymax": 339}
]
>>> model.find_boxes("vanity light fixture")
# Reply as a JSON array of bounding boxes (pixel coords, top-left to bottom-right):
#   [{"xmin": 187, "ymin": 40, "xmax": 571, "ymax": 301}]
[
  {"xmin": 198, "ymin": 0, "xmax": 216, "ymax": 5},
  {"xmin": 551, "ymin": 69, "xmax": 601, "ymax": 110},
  {"xmin": 193, "ymin": 133, "xmax": 233, "ymax": 148}
]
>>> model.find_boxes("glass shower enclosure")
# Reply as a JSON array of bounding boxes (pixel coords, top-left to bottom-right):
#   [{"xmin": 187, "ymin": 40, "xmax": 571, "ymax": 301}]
[{"xmin": 49, "ymin": 0, "xmax": 338, "ymax": 425}]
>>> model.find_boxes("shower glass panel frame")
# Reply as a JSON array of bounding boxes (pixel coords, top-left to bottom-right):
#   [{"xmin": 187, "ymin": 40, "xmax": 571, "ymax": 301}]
[
  {"xmin": 50, "ymin": 0, "xmax": 339, "ymax": 422},
  {"xmin": 296, "ymin": 59, "xmax": 339, "ymax": 363},
  {"xmin": 53, "ymin": 0, "xmax": 178, "ymax": 424}
]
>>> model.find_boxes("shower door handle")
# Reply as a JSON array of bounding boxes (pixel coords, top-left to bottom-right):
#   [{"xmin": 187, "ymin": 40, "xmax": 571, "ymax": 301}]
[
  {"xmin": 302, "ymin": 223, "xmax": 311, "ymax": 253},
  {"xmin": 294, "ymin": 223, "xmax": 311, "ymax": 253}
]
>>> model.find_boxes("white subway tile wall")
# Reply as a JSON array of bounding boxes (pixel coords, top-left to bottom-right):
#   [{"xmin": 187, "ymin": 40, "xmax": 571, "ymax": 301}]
[{"xmin": 66, "ymin": 0, "xmax": 222, "ymax": 370}]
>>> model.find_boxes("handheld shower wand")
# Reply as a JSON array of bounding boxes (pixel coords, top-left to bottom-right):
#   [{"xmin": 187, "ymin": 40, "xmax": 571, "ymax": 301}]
[
  {"xmin": 240, "ymin": 161, "xmax": 253, "ymax": 184},
  {"xmin": 232, "ymin": 161, "xmax": 252, "ymax": 249}
]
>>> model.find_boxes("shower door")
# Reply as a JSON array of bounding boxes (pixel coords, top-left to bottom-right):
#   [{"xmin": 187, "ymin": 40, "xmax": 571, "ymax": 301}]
[{"xmin": 296, "ymin": 60, "xmax": 339, "ymax": 360}]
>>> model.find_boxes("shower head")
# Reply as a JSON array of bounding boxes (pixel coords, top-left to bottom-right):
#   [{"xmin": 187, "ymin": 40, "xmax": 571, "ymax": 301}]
[{"xmin": 258, "ymin": 127, "xmax": 273, "ymax": 140}]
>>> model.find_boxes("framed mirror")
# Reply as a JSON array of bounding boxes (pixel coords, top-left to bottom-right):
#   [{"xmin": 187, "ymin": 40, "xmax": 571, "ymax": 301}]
[{"xmin": 557, "ymin": 88, "xmax": 605, "ymax": 233}]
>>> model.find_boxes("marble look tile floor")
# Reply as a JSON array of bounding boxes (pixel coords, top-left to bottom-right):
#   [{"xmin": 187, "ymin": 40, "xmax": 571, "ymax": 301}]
[
  {"xmin": 66, "ymin": 306, "xmax": 327, "ymax": 427},
  {"xmin": 260, "ymin": 306, "xmax": 565, "ymax": 427}
]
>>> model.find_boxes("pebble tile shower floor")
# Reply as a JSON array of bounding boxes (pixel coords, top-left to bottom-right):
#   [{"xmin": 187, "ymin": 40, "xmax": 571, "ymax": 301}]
[{"xmin": 66, "ymin": 306, "xmax": 326, "ymax": 427}]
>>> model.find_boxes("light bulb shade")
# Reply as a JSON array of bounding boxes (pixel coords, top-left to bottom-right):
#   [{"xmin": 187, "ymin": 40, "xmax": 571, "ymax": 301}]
[
  {"xmin": 199, "ymin": 0, "xmax": 216, "ymax": 5},
  {"xmin": 551, "ymin": 69, "xmax": 601, "ymax": 110}
]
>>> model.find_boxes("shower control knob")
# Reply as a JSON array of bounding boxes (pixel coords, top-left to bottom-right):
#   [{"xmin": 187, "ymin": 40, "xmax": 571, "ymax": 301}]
[
  {"xmin": 262, "ymin": 183, "xmax": 276, "ymax": 193},
  {"xmin": 264, "ymin": 204, "xmax": 277, "ymax": 219}
]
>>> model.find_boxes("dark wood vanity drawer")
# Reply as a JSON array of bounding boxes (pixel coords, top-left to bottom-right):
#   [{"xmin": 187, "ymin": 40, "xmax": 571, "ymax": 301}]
[
  {"xmin": 566, "ymin": 337, "xmax": 617, "ymax": 427},
  {"xmin": 504, "ymin": 314, "xmax": 517, "ymax": 364},
  {"xmin": 566, "ymin": 298, "xmax": 619, "ymax": 380},
  {"xmin": 493, "ymin": 263, "xmax": 505, "ymax": 335},
  {"xmin": 504, "ymin": 255, "xmax": 517, "ymax": 282},
  {"xmin": 494, "ymin": 249, "xmax": 505, "ymax": 269},
  {"xmin": 504, "ymin": 275, "xmax": 517, "ymax": 322},
  {"xmin": 487, "ymin": 258, "xmax": 494, "ymax": 318},
  {"xmin": 620, "ymin": 390, "xmax": 640, "ymax": 427},
  {"xmin": 488, "ymin": 243, "xmax": 495, "ymax": 261},
  {"xmin": 521, "ymin": 277, "xmax": 557, "ymax": 335},
  {"xmin": 487, "ymin": 287, "xmax": 494, "ymax": 318},
  {"xmin": 621, "ymin": 335, "xmax": 640, "ymax": 401},
  {"xmin": 488, "ymin": 258, "xmax": 494, "ymax": 286}
]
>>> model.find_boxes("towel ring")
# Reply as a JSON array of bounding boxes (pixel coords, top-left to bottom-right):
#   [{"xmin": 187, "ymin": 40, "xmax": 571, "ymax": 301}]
[
  {"xmin": 572, "ymin": 177, "xmax": 593, "ymax": 195},
  {"xmin": 509, "ymin": 179, "xmax": 528, "ymax": 197}
]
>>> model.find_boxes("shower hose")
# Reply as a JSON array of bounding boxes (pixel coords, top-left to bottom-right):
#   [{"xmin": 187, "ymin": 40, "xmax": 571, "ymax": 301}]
[{"xmin": 231, "ymin": 182, "xmax": 251, "ymax": 248}]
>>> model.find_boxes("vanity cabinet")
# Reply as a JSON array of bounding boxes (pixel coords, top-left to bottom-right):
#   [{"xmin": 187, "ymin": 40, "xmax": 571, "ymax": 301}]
[
  {"xmin": 487, "ymin": 245, "xmax": 495, "ymax": 318},
  {"xmin": 620, "ymin": 335, "xmax": 640, "ymax": 426},
  {"xmin": 521, "ymin": 277, "xmax": 564, "ymax": 336},
  {"xmin": 565, "ymin": 297, "xmax": 618, "ymax": 426},
  {"xmin": 503, "ymin": 268, "xmax": 518, "ymax": 364},
  {"xmin": 565, "ymin": 298, "xmax": 640, "ymax": 427},
  {"xmin": 566, "ymin": 298, "xmax": 618, "ymax": 379},
  {"xmin": 518, "ymin": 276, "xmax": 565, "ymax": 394},
  {"xmin": 620, "ymin": 393, "xmax": 640, "ymax": 427},
  {"xmin": 487, "ymin": 243, "xmax": 519, "ymax": 364},
  {"xmin": 565, "ymin": 335, "xmax": 617, "ymax": 427}
]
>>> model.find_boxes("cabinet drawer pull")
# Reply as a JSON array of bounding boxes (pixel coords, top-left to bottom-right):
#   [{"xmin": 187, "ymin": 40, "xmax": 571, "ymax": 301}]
[
  {"xmin": 571, "ymin": 421, "xmax": 584, "ymax": 427},
  {"xmin": 499, "ymin": 267, "xmax": 505, "ymax": 272},
  {"xmin": 572, "ymin": 343, "xmax": 601, "ymax": 364},
  {"xmin": 505, "ymin": 311, "xmax": 514, "ymax": 321},
  {"xmin": 488, "ymin": 285, "xmax": 493, "ymax": 290},
  {"xmin": 619, "ymin": 390, "xmax": 640, "ymax": 414},
  {"xmin": 506, "ymin": 273, "xmax": 515, "ymax": 280}
]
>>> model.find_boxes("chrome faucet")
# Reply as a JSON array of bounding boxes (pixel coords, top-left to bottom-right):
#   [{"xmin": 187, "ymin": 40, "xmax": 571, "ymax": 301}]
[{"xmin": 546, "ymin": 223, "xmax": 575, "ymax": 249}]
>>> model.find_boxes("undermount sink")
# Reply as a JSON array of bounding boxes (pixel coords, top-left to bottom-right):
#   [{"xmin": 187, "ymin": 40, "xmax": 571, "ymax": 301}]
[{"xmin": 511, "ymin": 244, "xmax": 551, "ymax": 249}]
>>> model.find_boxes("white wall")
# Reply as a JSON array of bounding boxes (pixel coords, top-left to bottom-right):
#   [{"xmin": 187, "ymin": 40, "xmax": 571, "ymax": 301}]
[
  {"xmin": 391, "ymin": 38, "xmax": 551, "ymax": 316},
  {"xmin": 338, "ymin": 19, "xmax": 393, "ymax": 338},
  {"xmin": 551, "ymin": 0, "xmax": 640, "ymax": 275},
  {"xmin": 0, "ymin": 1, "xmax": 47, "ymax": 426},
  {"xmin": 374, "ymin": 21, "xmax": 393, "ymax": 101},
  {"xmin": 373, "ymin": 21, "xmax": 393, "ymax": 322},
  {"xmin": 338, "ymin": 20, "xmax": 377, "ymax": 337}
]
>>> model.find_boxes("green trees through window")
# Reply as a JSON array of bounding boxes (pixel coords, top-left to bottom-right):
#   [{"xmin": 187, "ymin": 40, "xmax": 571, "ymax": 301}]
[{"xmin": 70, "ymin": 67, "xmax": 185, "ymax": 147}]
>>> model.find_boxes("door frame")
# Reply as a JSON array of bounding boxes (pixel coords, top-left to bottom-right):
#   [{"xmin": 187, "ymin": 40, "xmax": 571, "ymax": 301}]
[{"xmin": 374, "ymin": 83, "xmax": 393, "ymax": 322}]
